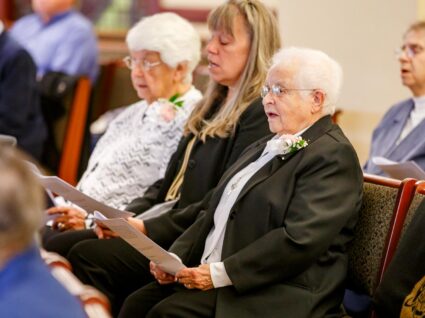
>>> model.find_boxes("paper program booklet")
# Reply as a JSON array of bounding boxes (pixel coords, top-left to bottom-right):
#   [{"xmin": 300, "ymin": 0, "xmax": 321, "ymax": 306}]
[
  {"xmin": 26, "ymin": 162, "xmax": 134, "ymax": 219},
  {"xmin": 372, "ymin": 156, "xmax": 425, "ymax": 180},
  {"xmin": 93, "ymin": 211, "xmax": 186, "ymax": 275}
]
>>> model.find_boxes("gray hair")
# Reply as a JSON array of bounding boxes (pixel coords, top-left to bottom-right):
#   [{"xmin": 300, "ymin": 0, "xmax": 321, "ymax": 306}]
[
  {"xmin": 126, "ymin": 12, "xmax": 201, "ymax": 84},
  {"xmin": 271, "ymin": 47, "xmax": 343, "ymax": 115},
  {"xmin": 0, "ymin": 146, "xmax": 44, "ymax": 250}
]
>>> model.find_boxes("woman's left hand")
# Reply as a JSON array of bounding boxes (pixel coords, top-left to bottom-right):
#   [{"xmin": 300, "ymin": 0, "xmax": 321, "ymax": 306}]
[
  {"xmin": 48, "ymin": 206, "xmax": 86, "ymax": 231},
  {"xmin": 175, "ymin": 264, "xmax": 214, "ymax": 291}
]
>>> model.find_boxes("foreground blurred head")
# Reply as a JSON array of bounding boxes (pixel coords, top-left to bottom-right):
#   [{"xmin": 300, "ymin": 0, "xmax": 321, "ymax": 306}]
[{"xmin": 0, "ymin": 145, "xmax": 44, "ymax": 263}]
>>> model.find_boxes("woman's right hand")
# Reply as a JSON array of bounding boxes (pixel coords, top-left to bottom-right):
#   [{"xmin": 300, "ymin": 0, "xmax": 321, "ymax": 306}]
[
  {"xmin": 150, "ymin": 261, "xmax": 175, "ymax": 284},
  {"xmin": 47, "ymin": 206, "xmax": 86, "ymax": 231},
  {"xmin": 93, "ymin": 220, "xmax": 119, "ymax": 239}
]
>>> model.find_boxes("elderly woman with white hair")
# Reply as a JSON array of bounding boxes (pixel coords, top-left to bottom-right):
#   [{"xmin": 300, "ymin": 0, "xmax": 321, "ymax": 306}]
[
  {"xmin": 43, "ymin": 13, "xmax": 202, "ymax": 240},
  {"xmin": 119, "ymin": 47, "xmax": 363, "ymax": 317}
]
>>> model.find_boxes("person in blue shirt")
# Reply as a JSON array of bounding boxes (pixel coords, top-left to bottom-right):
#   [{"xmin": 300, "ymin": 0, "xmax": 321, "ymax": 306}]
[
  {"xmin": 0, "ymin": 144, "xmax": 86, "ymax": 318},
  {"xmin": 10, "ymin": 0, "xmax": 99, "ymax": 83},
  {"xmin": 0, "ymin": 20, "xmax": 46, "ymax": 160}
]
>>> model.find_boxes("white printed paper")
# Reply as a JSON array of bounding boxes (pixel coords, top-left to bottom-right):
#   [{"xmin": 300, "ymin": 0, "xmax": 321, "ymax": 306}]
[
  {"xmin": 93, "ymin": 211, "xmax": 185, "ymax": 275},
  {"xmin": 135, "ymin": 199, "xmax": 178, "ymax": 220},
  {"xmin": 35, "ymin": 174, "xmax": 134, "ymax": 219},
  {"xmin": 372, "ymin": 156, "xmax": 425, "ymax": 180}
]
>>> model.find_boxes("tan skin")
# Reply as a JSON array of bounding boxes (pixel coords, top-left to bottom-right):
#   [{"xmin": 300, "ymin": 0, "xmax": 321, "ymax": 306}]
[
  {"xmin": 48, "ymin": 206, "xmax": 86, "ymax": 231},
  {"xmin": 48, "ymin": 49, "xmax": 190, "ymax": 233}
]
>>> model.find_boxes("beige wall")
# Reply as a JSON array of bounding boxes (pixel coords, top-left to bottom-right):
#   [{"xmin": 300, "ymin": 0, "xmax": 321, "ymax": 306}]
[{"xmin": 162, "ymin": 0, "xmax": 279, "ymax": 8}]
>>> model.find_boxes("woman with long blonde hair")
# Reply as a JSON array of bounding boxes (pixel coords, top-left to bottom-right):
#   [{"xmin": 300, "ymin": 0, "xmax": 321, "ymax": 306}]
[{"xmin": 64, "ymin": 1, "xmax": 281, "ymax": 315}]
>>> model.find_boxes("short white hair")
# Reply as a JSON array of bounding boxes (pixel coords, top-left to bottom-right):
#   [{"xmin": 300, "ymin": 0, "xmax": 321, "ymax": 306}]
[
  {"xmin": 126, "ymin": 12, "xmax": 201, "ymax": 84},
  {"xmin": 270, "ymin": 47, "xmax": 343, "ymax": 115}
]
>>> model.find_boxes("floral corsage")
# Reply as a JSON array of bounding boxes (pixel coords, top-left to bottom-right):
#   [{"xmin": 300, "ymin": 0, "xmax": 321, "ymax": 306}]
[
  {"xmin": 158, "ymin": 94, "xmax": 184, "ymax": 122},
  {"xmin": 268, "ymin": 135, "xmax": 309, "ymax": 159}
]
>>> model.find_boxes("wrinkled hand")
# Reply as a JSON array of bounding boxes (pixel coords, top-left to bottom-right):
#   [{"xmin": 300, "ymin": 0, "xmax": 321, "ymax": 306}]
[
  {"xmin": 93, "ymin": 220, "xmax": 118, "ymax": 239},
  {"xmin": 150, "ymin": 261, "xmax": 175, "ymax": 285},
  {"xmin": 175, "ymin": 264, "xmax": 213, "ymax": 291},
  {"xmin": 48, "ymin": 206, "xmax": 86, "ymax": 231}
]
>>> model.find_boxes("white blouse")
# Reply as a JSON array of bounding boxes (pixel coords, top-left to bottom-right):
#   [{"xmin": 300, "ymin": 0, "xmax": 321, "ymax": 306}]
[{"xmin": 76, "ymin": 86, "xmax": 202, "ymax": 210}]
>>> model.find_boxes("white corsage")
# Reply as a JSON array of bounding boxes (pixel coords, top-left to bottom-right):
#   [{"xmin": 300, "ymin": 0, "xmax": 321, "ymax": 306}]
[
  {"xmin": 158, "ymin": 94, "xmax": 184, "ymax": 122},
  {"xmin": 266, "ymin": 135, "xmax": 308, "ymax": 158}
]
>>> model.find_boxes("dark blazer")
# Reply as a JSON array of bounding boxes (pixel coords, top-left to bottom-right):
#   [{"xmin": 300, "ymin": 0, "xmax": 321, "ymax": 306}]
[
  {"xmin": 147, "ymin": 116, "xmax": 363, "ymax": 317},
  {"xmin": 127, "ymin": 98, "xmax": 270, "ymax": 214},
  {"xmin": 364, "ymin": 98, "xmax": 425, "ymax": 176},
  {"xmin": 0, "ymin": 31, "xmax": 46, "ymax": 159}
]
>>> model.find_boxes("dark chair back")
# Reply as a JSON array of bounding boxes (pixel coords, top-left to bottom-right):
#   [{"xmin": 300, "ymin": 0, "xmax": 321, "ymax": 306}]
[
  {"xmin": 39, "ymin": 72, "xmax": 92, "ymax": 185},
  {"xmin": 346, "ymin": 174, "xmax": 417, "ymax": 297}
]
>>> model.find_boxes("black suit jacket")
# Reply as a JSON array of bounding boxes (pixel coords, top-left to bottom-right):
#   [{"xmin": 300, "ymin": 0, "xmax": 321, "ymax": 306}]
[
  {"xmin": 148, "ymin": 116, "xmax": 363, "ymax": 317},
  {"xmin": 127, "ymin": 98, "xmax": 270, "ymax": 214}
]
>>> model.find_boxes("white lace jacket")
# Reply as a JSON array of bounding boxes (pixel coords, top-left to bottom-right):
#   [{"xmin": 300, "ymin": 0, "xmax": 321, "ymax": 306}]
[{"xmin": 76, "ymin": 86, "xmax": 202, "ymax": 210}]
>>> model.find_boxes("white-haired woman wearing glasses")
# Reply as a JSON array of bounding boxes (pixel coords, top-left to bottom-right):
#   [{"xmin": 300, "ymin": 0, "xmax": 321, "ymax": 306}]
[{"xmin": 44, "ymin": 13, "xmax": 202, "ymax": 236}]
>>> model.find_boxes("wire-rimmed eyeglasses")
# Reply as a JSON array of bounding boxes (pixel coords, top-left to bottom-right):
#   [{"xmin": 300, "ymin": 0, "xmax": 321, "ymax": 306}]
[
  {"xmin": 394, "ymin": 44, "xmax": 425, "ymax": 59},
  {"xmin": 122, "ymin": 56, "xmax": 162, "ymax": 71},
  {"xmin": 261, "ymin": 84, "xmax": 316, "ymax": 98}
]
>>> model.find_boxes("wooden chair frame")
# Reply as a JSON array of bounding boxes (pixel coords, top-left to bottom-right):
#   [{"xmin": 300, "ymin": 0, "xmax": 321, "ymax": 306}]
[{"xmin": 57, "ymin": 77, "xmax": 91, "ymax": 185}]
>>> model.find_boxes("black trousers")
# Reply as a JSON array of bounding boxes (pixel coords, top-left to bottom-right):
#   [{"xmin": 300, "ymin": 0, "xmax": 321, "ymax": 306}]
[
  {"xmin": 119, "ymin": 281, "xmax": 217, "ymax": 318},
  {"xmin": 67, "ymin": 237, "xmax": 155, "ymax": 317},
  {"xmin": 42, "ymin": 227, "xmax": 97, "ymax": 257}
]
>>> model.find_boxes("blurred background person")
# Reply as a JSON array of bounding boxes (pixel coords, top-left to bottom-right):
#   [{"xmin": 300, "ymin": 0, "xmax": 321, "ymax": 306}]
[
  {"xmin": 43, "ymin": 12, "xmax": 202, "ymax": 243},
  {"xmin": 10, "ymin": 0, "xmax": 99, "ymax": 83},
  {"xmin": 0, "ymin": 19, "xmax": 46, "ymax": 160},
  {"xmin": 64, "ymin": 0, "xmax": 280, "ymax": 315},
  {"xmin": 364, "ymin": 21, "xmax": 425, "ymax": 176},
  {"xmin": 9, "ymin": 0, "xmax": 99, "ymax": 171},
  {"xmin": 0, "ymin": 144, "xmax": 85, "ymax": 318}
]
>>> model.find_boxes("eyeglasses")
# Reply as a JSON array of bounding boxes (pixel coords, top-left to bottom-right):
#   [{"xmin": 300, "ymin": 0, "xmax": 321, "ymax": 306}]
[
  {"xmin": 122, "ymin": 56, "xmax": 162, "ymax": 71},
  {"xmin": 394, "ymin": 44, "xmax": 424, "ymax": 59},
  {"xmin": 261, "ymin": 84, "xmax": 315, "ymax": 98}
]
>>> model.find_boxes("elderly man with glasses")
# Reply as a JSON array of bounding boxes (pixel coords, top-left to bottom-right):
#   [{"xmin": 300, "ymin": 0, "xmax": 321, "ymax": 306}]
[{"xmin": 364, "ymin": 21, "xmax": 425, "ymax": 176}]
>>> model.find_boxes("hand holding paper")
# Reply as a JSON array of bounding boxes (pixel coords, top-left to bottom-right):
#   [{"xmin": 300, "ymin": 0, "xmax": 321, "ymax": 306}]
[
  {"xmin": 150, "ymin": 261, "xmax": 177, "ymax": 285},
  {"xmin": 93, "ymin": 212, "xmax": 185, "ymax": 275},
  {"xmin": 31, "ymin": 171, "xmax": 134, "ymax": 219}
]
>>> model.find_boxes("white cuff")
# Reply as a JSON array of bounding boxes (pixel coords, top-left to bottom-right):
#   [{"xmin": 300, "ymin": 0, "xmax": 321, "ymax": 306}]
[{"xmin": 210, "ymin": 262, "xmax": 232, "ymax": 288}]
